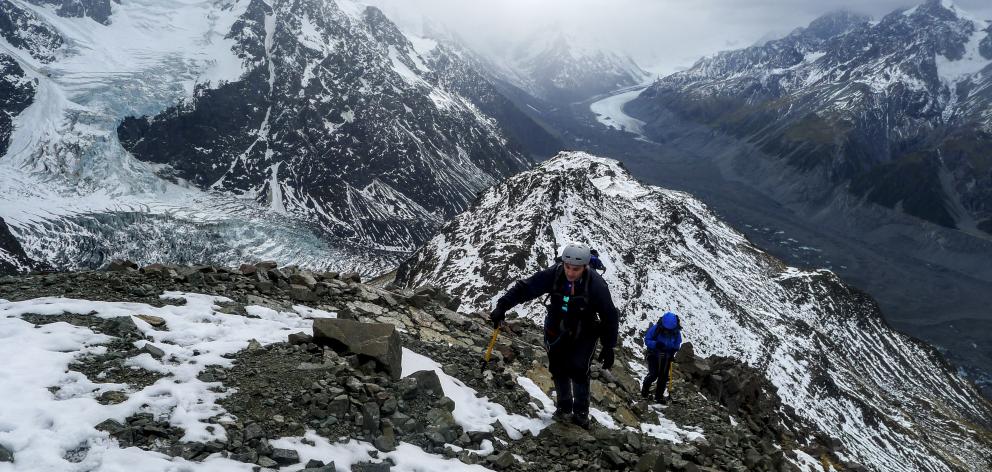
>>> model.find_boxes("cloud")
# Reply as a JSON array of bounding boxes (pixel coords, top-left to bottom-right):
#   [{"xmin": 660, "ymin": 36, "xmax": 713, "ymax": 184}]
[{"xmin": 365, "ymin": 0, "xmax": 992, "ymax": 77}]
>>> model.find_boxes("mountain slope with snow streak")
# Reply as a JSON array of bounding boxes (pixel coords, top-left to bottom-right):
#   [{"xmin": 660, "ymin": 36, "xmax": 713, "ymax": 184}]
[
  {"xmin": 396, "ymin": 151, "xmax": 992, "ymax": 472},
  {"xmin": 628, "ymin": 0, "xmax": 992, "ymax": 235}
]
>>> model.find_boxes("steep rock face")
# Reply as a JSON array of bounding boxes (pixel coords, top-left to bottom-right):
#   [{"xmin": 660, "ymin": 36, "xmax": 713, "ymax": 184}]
[
  {"xmin": 117, "ymin": 0, "xmax": 531, "ymax": 252},
  {"xmin": 396, "ymin": 151, "xmax": 992, "ymax": 472},
  {"xmin": 628, "ymin": 0, "xmax": 992, "ymax": 234},
  {"xmin": 0, "ymin": 1, "xmax": 64, "ymax": 63},
  {"xmin": 0, "ymin": 55, "xmax": 37, "ymax": 158},
  {"xmin": 0, "ymin": 217, "xmax": 37, "ymax": 275}
]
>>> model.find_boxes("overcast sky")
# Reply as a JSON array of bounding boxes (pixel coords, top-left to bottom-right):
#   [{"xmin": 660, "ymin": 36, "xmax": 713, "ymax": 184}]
[{"xmin": 366, "ymin": 0, "xmax": 992, "ymax": 77}]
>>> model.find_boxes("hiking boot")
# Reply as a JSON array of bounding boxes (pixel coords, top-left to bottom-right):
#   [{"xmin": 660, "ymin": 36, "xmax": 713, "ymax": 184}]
[
  {"xmin": 571, "ymin": 412, "xmax": 591, "ymax": 430},
  {"xmin": 655, "ymin": 396, "xmax": 667, "ymax": 405},
  {"xmin": 552, "ymin": 408, "xmax": 572, "ymax": 422},
  {"xmin": 640, "ymin": 386, "xmax": 651, "ymax": 399}
]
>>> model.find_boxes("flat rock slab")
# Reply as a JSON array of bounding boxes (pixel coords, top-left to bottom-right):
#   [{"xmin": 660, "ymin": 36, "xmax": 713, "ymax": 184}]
[
  {"xmin": 313, "ymin": 319, "xmax": 402, "ymax": 380},
  {"xmin": 541, "ymin": 421, "xmax": 596, "ymax": 444},
  {"xmin": 134, "ymin": 314, "xmax": 166, "ymax": 328}
]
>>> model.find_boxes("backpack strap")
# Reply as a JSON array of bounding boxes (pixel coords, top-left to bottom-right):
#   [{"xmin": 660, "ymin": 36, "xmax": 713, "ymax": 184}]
[{"xmin": 543, "ymin": 263, "xmax": 564, "ymax": 308}]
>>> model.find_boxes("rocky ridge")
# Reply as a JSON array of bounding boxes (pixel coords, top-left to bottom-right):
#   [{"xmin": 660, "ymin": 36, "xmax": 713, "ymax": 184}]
[
  {"xmin": 0, "ymin": 261, "xmax": 856, "ymax": 471},
  {"xmin": 396, "ymin": 151, "xmax": 992, "ymax": 472}
]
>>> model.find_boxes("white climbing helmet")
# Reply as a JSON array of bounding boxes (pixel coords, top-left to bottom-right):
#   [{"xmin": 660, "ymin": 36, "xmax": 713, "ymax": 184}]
[{"xmin": 561, "ymin": 242, "xmax": 591, "ymax": 266}]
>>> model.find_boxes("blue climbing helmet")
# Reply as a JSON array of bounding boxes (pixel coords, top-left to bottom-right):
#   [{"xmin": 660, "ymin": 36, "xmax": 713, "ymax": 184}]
[{"xmin": 661, "ymin": 312, "xmax": 679, "ymax": 330}]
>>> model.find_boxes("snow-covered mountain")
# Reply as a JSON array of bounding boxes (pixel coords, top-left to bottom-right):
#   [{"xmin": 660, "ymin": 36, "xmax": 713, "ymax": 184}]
[
  {"xmin": 484, "ymin": 29, "xmax": 650, "ymax": 105},
  {"xmin": 0, "ymin": 0, "xmax": 538, "ymax": 274},
  {"xmin": 116, "ymin": 0, "xmax": 533, "ymax": 252},
  {"xmin": 628, "ymin": 0, "xmax": 992, "ymax": 235},
  {"xmin": 396, "ymin": 151, "xmax": 992, "ymax": 472}
]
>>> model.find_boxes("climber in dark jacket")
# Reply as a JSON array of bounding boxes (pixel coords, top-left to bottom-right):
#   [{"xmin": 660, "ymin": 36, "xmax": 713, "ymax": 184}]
[
  {"xmin": 490, "ymin": 243, "xmax": 620, "ymax": 429},
  {"xmin": 642, "ymin": 311, "xmax": 682, "ymax": 404}
]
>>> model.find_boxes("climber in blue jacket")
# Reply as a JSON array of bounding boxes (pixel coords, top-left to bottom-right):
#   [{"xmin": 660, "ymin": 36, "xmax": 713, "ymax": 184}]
[{"xmin": 642, "ymin": 311, "xmax": 682, "ymax": 404}]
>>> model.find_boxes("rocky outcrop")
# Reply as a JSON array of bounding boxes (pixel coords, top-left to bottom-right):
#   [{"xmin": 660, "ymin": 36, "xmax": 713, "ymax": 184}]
[
  {"xmin": 0, "ymin": 1, "xmax": 64, "ymax": 63},
  {"xmin": 312, "ymin": 319, "xmax": 403, "ymax": 380},
  {"xmin": 0, "ymin": 217, "xmax": 39, "ymax": 276},
  {"xmin": 0, "ymin": 54, "xmax": 37, "ymax": 159},
  {"xmin": 25, "ymin": 0, "xmax": 117, "ymax": 25}
]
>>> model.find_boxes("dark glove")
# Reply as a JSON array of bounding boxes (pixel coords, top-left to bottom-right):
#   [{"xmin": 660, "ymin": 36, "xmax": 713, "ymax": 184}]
[
  {"xmin": 489, "ymin": 307, "xmax": 506, "ymax": 328},
  {"xmin": 599, "ymin": 347, "xmax": 615, "ymax": 370}
]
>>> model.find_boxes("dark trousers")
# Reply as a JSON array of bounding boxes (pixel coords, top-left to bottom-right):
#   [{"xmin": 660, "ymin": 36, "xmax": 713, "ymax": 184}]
[
  {"xmin": 642, "ymin": 350, "xmax": 674, "ymax": 399},
  {"xmin": 547, "ymin": 331, "xmax": 599, "ymax": 416}
]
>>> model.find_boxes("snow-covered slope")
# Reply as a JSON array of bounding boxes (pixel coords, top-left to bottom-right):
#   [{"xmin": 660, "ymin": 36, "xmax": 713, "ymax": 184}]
[
  {"xmin": 411, "ymin": 33, "xmax": 564, "ymax": 159},
  {"xmin": 396, "ymin": 151, "xmax": 992, "ymax": 472},
  {"xmin": 628, "ymin": 0, "xmax": 992, "ymax": 235},
  {"xmin": 0, "ymin": 0, "xmax": 533, "ymax": 274}
]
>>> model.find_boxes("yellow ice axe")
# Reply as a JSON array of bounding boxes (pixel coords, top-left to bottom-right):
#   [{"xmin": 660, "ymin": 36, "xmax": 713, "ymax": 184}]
[{"xmin": 481, "ymin": 326, "xmax": 501, "ymax": 372}]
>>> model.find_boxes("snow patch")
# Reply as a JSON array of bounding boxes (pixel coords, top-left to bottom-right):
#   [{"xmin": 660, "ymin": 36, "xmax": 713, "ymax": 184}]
[
  {"xmin": 935, "ymin": 25, "xmax": 992, "ymax": 85},
  {"xmin": 0, "ymin": 292, "xmax": 312, "ymax": 471},
  {"xmin": 401, "ymin": 348, "xmax": 550, "ymax": 438},
  {"xmin": 270, "ymin": 431, "xmax": 492, "ymax": 471},
  {"xmin": 267, "ymin": 162, "xmax": 287, "ymax": 214},
  {"xmin": 640, "ymin": 407, "xmax": 705, "ymax": 443},
  {"xmin": 388, "ymin": 46, "xmax": 428, "ymax": 87}
]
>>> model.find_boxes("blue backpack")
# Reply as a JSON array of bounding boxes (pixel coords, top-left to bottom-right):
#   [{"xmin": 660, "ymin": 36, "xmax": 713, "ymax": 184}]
[{"xmin": 644, "ymin": 313, "xmax": 682, "ymax": 353}]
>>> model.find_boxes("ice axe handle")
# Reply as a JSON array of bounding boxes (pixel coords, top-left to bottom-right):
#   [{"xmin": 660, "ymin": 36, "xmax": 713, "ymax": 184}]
[{"xmin": 481, "ymin": 326, "xmax": 501, "ymax": 371}]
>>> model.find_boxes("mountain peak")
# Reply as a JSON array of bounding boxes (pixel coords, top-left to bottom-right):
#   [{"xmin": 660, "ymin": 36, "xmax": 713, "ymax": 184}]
[
  {"xmin": 799, "ymin": 10, "xmax": 871, "ymax": 41},
  {"xmin": 904, "ymin": 0, "xmax": 987, "ymax": 25}
]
